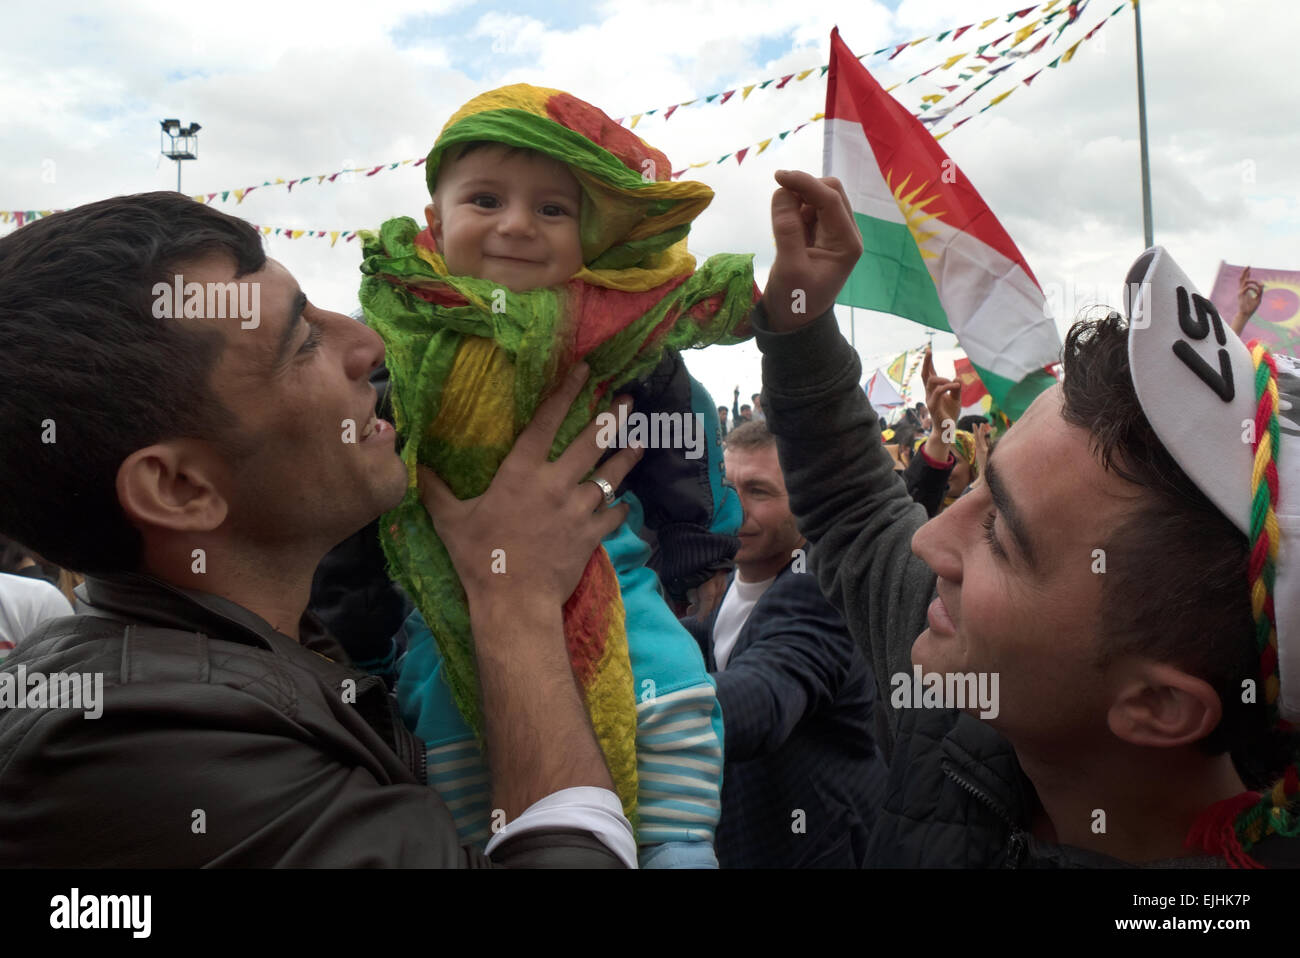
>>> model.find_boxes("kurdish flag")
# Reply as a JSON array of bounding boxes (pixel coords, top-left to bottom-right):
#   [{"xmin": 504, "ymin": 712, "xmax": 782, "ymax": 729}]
[{"xmin": 825, "ymin": 27, "xmax": 1061, "ymax": 420}]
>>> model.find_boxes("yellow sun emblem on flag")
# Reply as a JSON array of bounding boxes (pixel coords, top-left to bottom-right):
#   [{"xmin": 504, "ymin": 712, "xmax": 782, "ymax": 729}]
[{"xmin": 886, "ymin": 170, "xmax": 944, "ymax": 260}]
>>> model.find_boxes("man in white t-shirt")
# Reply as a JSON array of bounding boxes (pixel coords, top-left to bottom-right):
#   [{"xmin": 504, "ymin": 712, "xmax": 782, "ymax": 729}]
[
  {"xmin": 682, "ymin": 419, "xmax": 886, "ymax": 867},
  {"xmin": 0, "ymin": 572, "xmax": 73, "ymax": 661}
]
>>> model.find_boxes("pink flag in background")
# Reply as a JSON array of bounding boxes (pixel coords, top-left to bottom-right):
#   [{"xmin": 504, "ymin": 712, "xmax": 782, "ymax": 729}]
[{"xmin": 1209, "ymin": 260, "xmax": 1300, "ymax": 353}]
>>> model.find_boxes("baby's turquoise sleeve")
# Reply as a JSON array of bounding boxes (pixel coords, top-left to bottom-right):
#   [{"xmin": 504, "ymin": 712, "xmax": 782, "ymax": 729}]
[{"xmin": 607, "ymin": 493, "xmax": 724, "ymax": 868}]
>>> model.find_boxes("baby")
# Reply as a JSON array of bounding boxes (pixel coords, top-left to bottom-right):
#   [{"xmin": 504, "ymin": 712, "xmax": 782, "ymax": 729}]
[{"xmin": 359, "ymin": 84, "xmax": 756, "ymax": 867}]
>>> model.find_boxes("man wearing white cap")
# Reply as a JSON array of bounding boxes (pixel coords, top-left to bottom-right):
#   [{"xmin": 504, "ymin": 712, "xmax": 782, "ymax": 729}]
[{"xmin": 754, "ymin": 173, "xmax": 1298, "ymax": 866}]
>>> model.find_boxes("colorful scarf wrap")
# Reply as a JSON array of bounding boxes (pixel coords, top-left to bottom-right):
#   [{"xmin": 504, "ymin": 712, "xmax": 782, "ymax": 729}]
[{"xmin": 359, "ymin": 84, "xmax": 755, "ymax": 823}]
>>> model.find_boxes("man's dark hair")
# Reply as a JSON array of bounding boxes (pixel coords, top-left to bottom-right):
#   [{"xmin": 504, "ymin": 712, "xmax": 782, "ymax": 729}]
[
  {"xmin": 0, "ymin": 192, "xmax": 264, "ymax": 575},
  {"xmin": 957, "ymin": 414, "xmax": 988, "ymax": 434},
  {"xmin": 717, "ymin": 405, "xmax": 728, "ymax": 414},
  {"xmin": 724, "ymin": 419, "xmax": 775, "ymax": 452},
  {"xmin": 1061, "ymin": 311, "xmax": 1290, "ymax": 782},
  {"xmin": 740, "ymin": 404, "xmax": 752, "ymax": 415},
  {"xmin": 891, "ymin": 421, "xmax": 919, "ymax": 462}
]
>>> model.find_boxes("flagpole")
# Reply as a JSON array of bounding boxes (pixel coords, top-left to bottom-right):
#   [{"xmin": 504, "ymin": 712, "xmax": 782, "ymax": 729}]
[
  {"xmin": 1134, "ymin": 0, "xmax": 1154, "ymax": 247},
  {"xmin": 849, "ymin": 305, "xmax": 856, "ymax": 348}
]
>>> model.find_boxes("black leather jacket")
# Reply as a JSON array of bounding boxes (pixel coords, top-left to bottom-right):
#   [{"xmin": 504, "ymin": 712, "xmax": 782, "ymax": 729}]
[{"xmin": 0, "ymin": 573, "xmax": 622, "ymax": 868}]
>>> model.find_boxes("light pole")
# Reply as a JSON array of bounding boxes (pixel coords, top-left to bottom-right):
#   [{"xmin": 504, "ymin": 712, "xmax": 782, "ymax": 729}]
[
  {"xmin": 1133, "ymin": 0, "xmax": 1153, "ymax": 248},
  {"xmin": 160, "ymin": 119, "xmax": 201, "ymax": 193}
]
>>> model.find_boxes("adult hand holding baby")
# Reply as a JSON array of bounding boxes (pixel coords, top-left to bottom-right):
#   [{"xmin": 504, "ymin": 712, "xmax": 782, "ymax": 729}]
[
  {"xmin": 417, "ymin": 362, "xmax": 643, "ymax": 616},
  {"xmin": 761, "ymin": 170, "xmax": 863, "ymax": 333}
]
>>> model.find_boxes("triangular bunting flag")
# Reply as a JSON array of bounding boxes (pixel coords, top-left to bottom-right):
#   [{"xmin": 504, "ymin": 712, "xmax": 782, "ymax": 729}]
[
  {"xmin": 742, "ymin": 84, "xmax": 756, "ymax": 99},
  {"xmin": 720, "ymin": 90, "xmax": 735, "ymax": 104},
  {"xmin": 664, "ymin": 103, "xmax": 679, "ymax": 120},
  {"xmin": 1012, "ymin": 21, "xmax": 1040, "ymax": 45},
  {"xmin": 735, "ymin": 147, "xmax": 749, "ymax": 165},
  {"xmin": 757, "ymin": 137, "xmax": 773, "ymax": 154}
]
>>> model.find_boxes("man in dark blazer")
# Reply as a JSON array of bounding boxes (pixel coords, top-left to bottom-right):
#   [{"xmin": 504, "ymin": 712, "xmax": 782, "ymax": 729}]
[{"xmin": 682, "ymin": 420, "xmax": 886, "ymax": 868}]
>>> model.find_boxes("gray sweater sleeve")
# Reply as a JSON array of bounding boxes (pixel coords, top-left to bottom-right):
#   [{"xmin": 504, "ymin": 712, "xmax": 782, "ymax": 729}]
[{"xmin": 752, "ymin": 303, "xmax": 938, "ymax": 752}]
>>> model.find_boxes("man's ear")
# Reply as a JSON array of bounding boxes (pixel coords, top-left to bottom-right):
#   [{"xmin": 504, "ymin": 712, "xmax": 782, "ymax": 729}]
[
  {"xmin": 116, "ymin": 441, "xmax": 229, "ymax": 535},
  {"xmin": 425, "ymin": 202, "xmax": 442, "ymax": 250},
  {"xmin": 1107, "ymin": 661, "xmax": 1223, "ymax": 748}
]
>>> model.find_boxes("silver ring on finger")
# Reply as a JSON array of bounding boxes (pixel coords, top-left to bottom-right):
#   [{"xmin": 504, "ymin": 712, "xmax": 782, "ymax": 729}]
[{"xmin": 586, "ymin": 476, "xmax": 616, "ymax": 508}]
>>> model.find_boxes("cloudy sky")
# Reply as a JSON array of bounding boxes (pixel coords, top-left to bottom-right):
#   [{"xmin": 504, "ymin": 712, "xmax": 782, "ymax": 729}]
[{"xmin": 2, "ymin": 0, "xmax": 1294, "ymax": 407}]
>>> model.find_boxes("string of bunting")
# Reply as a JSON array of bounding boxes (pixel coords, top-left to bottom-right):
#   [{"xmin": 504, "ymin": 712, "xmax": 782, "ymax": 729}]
[
  {"xmin": 670, "ymin": 1, "xmax": 1123, "ymax": 176},
  {"xmin": 927, "ymin": 0, "xmax": 1124, "ymax": 139},
  {"xmin": 192, "ymin": 156, "xmax": 427, "ymax": 207},
  {"xmin": 0, "ymin": 208, "xmax": 363, "ymax": 243},
  {"xmin": 618, "ymin": 0, "xmax": 1097, "ymax": 128}
]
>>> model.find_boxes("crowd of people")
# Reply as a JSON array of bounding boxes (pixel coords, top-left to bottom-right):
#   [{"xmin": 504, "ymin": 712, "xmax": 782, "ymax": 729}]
[{"xmin": 0, "ymin": 85, "xmax": 1296, "ymax": 871}]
